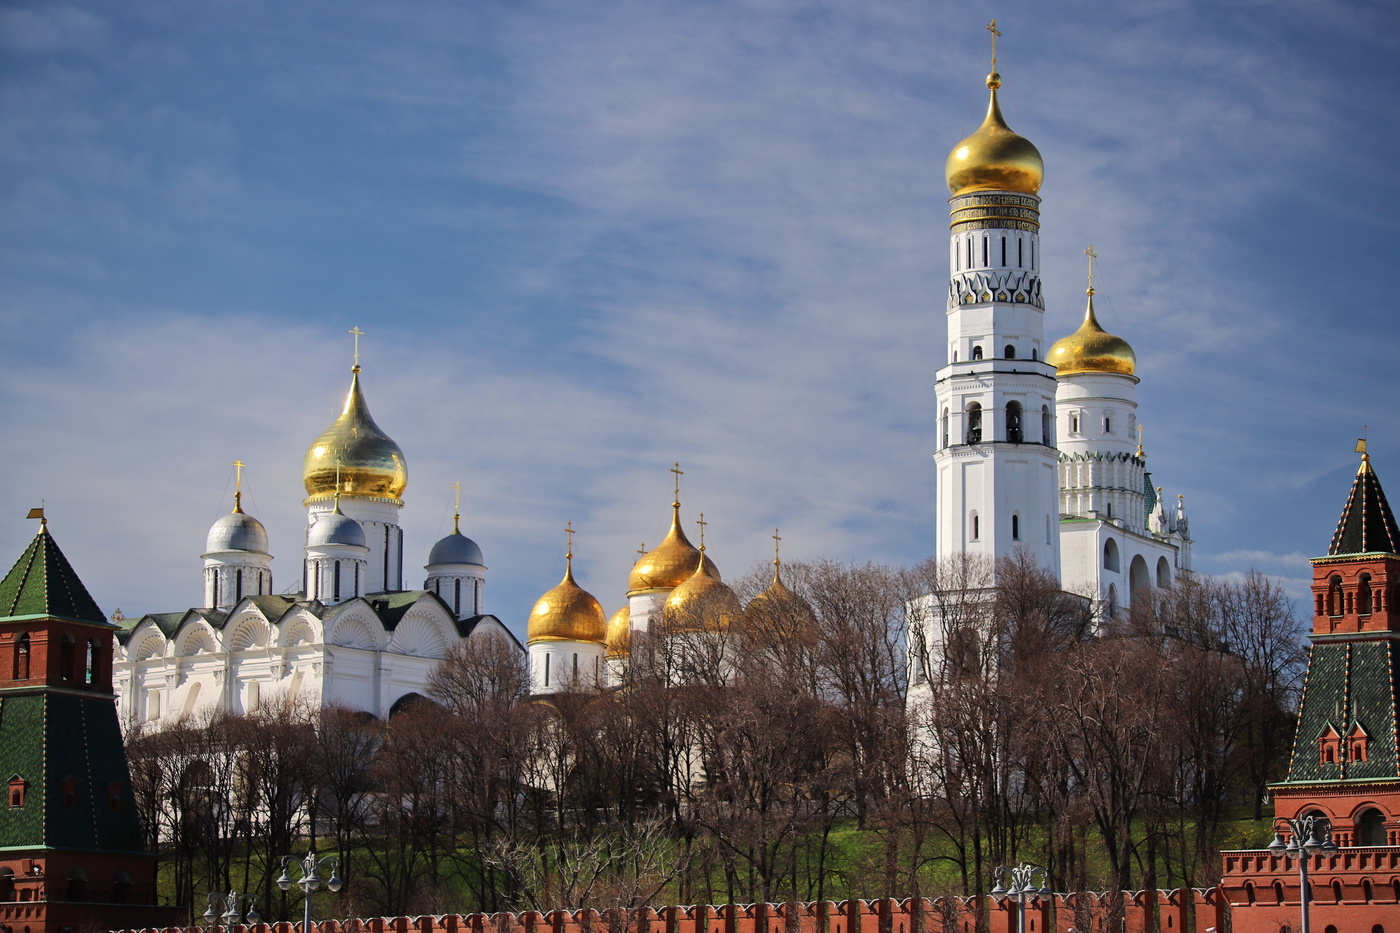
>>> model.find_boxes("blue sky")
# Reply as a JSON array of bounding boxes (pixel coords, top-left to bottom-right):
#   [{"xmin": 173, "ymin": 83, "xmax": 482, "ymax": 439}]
[{"xmin": 2, "ymin": 0, "xmax": 1398, "ymax": 637}]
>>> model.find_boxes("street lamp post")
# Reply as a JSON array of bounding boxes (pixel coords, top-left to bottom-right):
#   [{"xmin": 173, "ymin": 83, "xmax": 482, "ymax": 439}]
[
  {"xmin": 276, "ymin": 850, "xmax": 343, "ymax": 933},
  {"xmin": 203, "ymin": 891, "xmax": 260, "ymax": 933},
  {"xmin": 990, "ymin": 863, "xmax": 1051, "ymax": 933},
  {"xmin": 1267, "ymin": 814, "xmax": 1338, "ymax": 933}
]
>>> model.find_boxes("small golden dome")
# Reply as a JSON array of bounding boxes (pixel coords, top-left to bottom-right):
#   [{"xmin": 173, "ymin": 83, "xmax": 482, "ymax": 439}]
[
  {"xmin": 744, "ymin": 564, "xmax": 817, "ymax": 628},
  {"xmin": 664, "ymin": 555, "xmax": 741, "ymax": 633},
  {"xmin": 303, "ymin": 368, "xmax": 408, "ymax": 501},
  {"xmin": 1046, "ymin": 290, "xmax": 1137, "ymax": 377},
  {"xmin": 527, "ymin": 558, "xmax": 607, "ymax": 645},
  {"xmin": 628, "ymin": 503, "xmax": 718, "ymax": 593},
  {"xmin": 606, "ymin": 605, "xmax": 631, "ymax": 658},
  {"xmin": 945, "ymin": 73, "xmax": 1044, "ymax": 197}
]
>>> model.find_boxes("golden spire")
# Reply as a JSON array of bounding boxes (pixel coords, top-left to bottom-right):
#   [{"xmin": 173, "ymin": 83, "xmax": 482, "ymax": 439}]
[
  {"xmin": 1085, "ymin": 244, "xmax": 1098, "ymax": 295},
  {"xmin": 451, "ymin": 481, "xmax": 463, "ymax": 533},
  {"xmin": 232, "ymin": 459, "xmax": 246, "ymax": 513},
  {"xmin": 986, "ymin": 19, "xmax": 1001, "ymax": 76},
  {"xmin": 671, "ymin": 461, "xmax": 684, "ymax": 508},
  {"xmin": 696, "ymin": 512, "xmax": 707, "ymax": 551},
  {"xmin": 564, "ymin": 521, "xmax": 576, "ymax": 576},
  {"xmin": 349, "ymin": 326, "xmax": 364, "ymax": 373},
  {"xmin": 1137, "ymin": 425, "xmax": 1145, "ymax": 458}
]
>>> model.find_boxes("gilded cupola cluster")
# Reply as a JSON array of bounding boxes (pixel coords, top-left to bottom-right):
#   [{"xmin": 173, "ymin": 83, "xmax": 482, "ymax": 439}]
[
  {"xmin": 303, "ymin": 366, "xmax": 408, "ymax": 502},
  {"xmin": 628, "ymin": 501, "xmax": 718, "ymax": 593}
]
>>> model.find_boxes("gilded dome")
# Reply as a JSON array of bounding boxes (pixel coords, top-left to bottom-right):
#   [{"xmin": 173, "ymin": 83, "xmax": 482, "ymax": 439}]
[
  {"xmin": 1046, "ymin": 291, "xmax": 1137, "ymax": 377},
  {"xmin": 744, "ymin": 565, "xmax": 816, "ymax": 630},
  {"xmin": 606, "ymin": 605, "xmax": 631, "ymax": 659},
  {"xmin": 664, "ymin": 555, "xmax": 741, "ymax": 633},
  {"xmin": 945, "ymin": 74, "xmax": 1044, "ymax": 197},
  {"xmin": 527, "ymin": 559, "xmax": 607, "ymax": 645},
  {"xmin": 303, "ymin": 367, "xmax": 407, "ymax": 502},
  {"xmin": 628, "ymin": 503, "xmax": 718, "ymax": 593}
]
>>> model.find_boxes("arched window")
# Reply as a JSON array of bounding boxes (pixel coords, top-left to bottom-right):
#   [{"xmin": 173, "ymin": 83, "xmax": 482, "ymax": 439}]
[
  {"xmin": 235, "ymin": 567, "xmax": 243, "ymax": 602},
  {"xmin": 1106, "ymin": 501, "xmax": 1114, "ymax": 520},
  {"xmin": 1070, "ymin": 413, "xmax": 1080, "ymax": 434},
  {"xmin": 1356, "ymin": 808, "xmax": 1386, "ymax": 846},
  {"xmin": 1329, "ymin": 575, "xmax": 1344, "ymax": 615},
  {"xmin": 60, "ymin": 634, "xmax": 75, "ymax": 681},
  {"xmin": 13, "ymin": 633, "xmax": 28, "ymax": 680},
  {"xmin": 1004, "ymin": 345, "xmax": 1016, "ymax": 359},
  {"xmin": 1012, "ymin": 514, "xmax": 1020, "ymax": 541},
  {"xmin": 1104, "ymin": 538, "xmax": 1120, "ymax": 572},
  {"xmin": 334, "ymin": 561, "xmax": 342, "ymax": 601},
  {"xmin": 1031, "ymin": 348, "xmax": 1038, "ymax": 360},
  {"xmin": 544, "ymin": 653, "xmax": 551, "ymax": 688},
  {"xmin": 85, "ymin": 639, "xmax": 99, "ymax": 685},
  {"xmin": 1006, "ymin": 401, "xmax": 1023, "ymax": 443},
  {"xmin": 941, "ymin": 408, "xmax": 950, "ymax": 449},
  {"xmin": 966, "ymin": 403, "xmax": 982, "ymax": 444},
  {"xmin": 972, "ymin": 345, "xmax": 984, "ymax": 361},
  {"xmin": 1107, "ymin": 584, "xmax": 1119, "ymax": 618},
  {"xmin": 1104, "ymin": 416, "xmax": 1112, "ymax": 434},
  {"xmin": 1129, "ymin": 555, "xmax": 1151, "ymax": 603},
  {"xmin": 1041, "ymin": 405, "xmax": 1051, "ymax": 445},
  {"xmin": 970, "ymin": 512, "xmax": 980, "ymax": 541},
  {"xmin": 1157, "ymin": 556, "xmax": 1172, "ymax": 588},
  {"xmin": 454, "ymin": 578, "xmax": 462, "ymax": 617},
  {"xmin": 1359, "ymin": 573, "xmax": 1373, "ymax": 614}
]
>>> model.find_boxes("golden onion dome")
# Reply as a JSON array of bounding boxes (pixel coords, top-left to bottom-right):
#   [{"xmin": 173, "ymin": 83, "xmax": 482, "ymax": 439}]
[
  {"xmin": 664, "ymin": 554, "xmax": 741, "ymax": 633},
  {"xmin": 606, "ymin": 605, "xmax": 631, "ymax": 659},
  {"xmin": 744, "ymin": 564, "xmax": 817, "ymax": 630},
  {"xmin": 1046, "ymin": 290, "xmax": 1137, "ymax": 377},
  {"xmin": 527, "ymin": 557, "xmax": 608, "ymax": 645},
  {"xmin": 628, "ymin": 502, "xmax": 718, "ymax": 593},
  {"xmin": 303, "ymin": 367, "xmax": 408, "ymax": 501},
  {"xmin": 945, "ymin": 73, "xmax": 1044, "ymax": 197}
]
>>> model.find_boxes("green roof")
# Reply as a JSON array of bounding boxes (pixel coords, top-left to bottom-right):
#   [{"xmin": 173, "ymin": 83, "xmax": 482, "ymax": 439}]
[
  {"xmin": 1286, "ymin": 641, "xmax": 1400, "ymax": 783},
  {"xmin": 1329, "ymin": 459, "xmax": 1400, "ymax": 556},
  {"xmin": 0, "ymin": 693, "xmax": 145, "ymax": 852},
  {"xmin": 0, "ymin": 524, "xmax": 108, "ymax": 626}
]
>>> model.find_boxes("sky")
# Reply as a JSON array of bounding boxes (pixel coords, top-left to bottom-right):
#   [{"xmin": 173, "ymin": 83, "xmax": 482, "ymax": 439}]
[{"xmin": 2, "ymin": 0, "xmax": 1398, "ymax": 640}]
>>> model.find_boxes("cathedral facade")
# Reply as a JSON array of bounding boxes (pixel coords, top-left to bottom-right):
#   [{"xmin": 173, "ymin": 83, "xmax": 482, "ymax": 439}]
[{"xmin": 111, "ymin": 362, "xmax": 518, "ymax": 723}]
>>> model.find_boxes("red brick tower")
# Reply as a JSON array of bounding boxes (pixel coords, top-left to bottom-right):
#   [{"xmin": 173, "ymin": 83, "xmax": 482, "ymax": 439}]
[
  {"xmin": 0, "ymin": 514, "xmax": 184, "ymax": 933},
  {"xmin": 1221, "ymin": 447, "xmax": 1400, "ymax": 930}
]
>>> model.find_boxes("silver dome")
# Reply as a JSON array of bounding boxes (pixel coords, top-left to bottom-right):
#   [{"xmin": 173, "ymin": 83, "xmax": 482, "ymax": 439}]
[
  {"xmin": 427, "ymin": 530, "xmax": 484, "ymax": 567},
  {"xmin": 205, "ymin": 510, "xmax": 269, "ymax": 554},
  {"xmin": 307, "ymin": 510, "xmax": 367, "ymax": 549}
]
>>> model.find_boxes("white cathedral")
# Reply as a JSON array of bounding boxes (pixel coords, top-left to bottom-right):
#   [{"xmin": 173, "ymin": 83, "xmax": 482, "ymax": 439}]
[
  {"xmin": 113, "ymin": 48, "xmax": 1196, "ymax": 715},
  {"xmin": 112, "ymin": 363, "xmax": 519, "ymax": 723}
]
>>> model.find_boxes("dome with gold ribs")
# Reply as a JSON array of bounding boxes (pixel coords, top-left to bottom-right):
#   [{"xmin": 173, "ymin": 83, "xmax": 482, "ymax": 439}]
[
  {"xmin": 1047, "ymin": 290, "xmax": 1136, "ymax": 377},
  {"xmin": 606, "ymin": 605, "xmax": 631, "ymax": 659},
  {"xmin": 664, "ymin": 556, "xmax": 741, "ymax": 633},
  {"xmin": 528, "ymin": 559, "xmax": 607, "ymax": 645},
  {"xmin": 945, "ymin": 73, "xmax": 1044, "ymax": 197},
  {"xmin": 303, "ymin": 367, "xmax": 408, "ymax": 501},
  {"xmin": 628, "ymin": 503, "xmax": 718, "ymax": 593}
]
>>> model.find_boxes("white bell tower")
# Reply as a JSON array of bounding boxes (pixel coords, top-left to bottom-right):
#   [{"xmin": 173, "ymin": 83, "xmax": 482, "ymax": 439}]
[{"xmin": 933, "ymin": 42, "xmax": 1060, "ymax": 578}]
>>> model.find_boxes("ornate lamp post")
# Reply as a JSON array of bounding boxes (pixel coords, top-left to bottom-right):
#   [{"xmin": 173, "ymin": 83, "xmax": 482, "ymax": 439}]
[
  {"xmin": 990, "ymin": 863, "xmax": 1051, "ymax": 933},
  {"xmin": 277, "ymin": 850, "xmax": 343, "ymax": 933},
  {"xmin": 203, "ymin": 891, "xmax": 260, "ymax": 932},
  {"xmin": 1267, "ymin": 814, "xmax": 1338, "ymax": 933}
]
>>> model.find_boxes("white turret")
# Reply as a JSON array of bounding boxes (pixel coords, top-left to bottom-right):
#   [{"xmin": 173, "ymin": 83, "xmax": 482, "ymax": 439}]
[
  {"xmin": 201, "ymin": 466, "xmax": 272, "ymax": 609},
  {"xmin": 425, "ymin": 508, "xmax": 487, "ymax": 620},
  {"xmin": 305, "ymin": 494, "xmax": 369, "ymax": 605}
]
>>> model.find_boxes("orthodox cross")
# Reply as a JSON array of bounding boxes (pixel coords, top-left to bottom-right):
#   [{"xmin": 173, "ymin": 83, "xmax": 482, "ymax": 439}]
[
  {"xmin": 233, "ymin": 459, "xmax": 246, "ymax": 510},
  {"xmin": 696, "ymin": 512, "xmax": 707, "ymax": 550},
  {"xmin": 1136, "ymin": 425, "xmax": 1144, "ymax": 457},
  {"xmin": 451, "ymin": 481, "xmax": 462, "ymax": 515},
  {"xmin": 986, "ymin": 19, "xmax": 1001, "ymax": 71},
  {"xmin": 671, "ymin": 461, "xmax": 684, "ymax": 504},
  {"xmin": 1085, "ymin": 245, "xmax": 1098, "ymax": 293},
  {"xmin": 564, "ymin": 521, "xmax": 575, "ymax": 560},
  {"xmin": 772, "ymin": 528, "xmax": 782, "ymax": 564},
  {"xmin": 637, "ymin": 542, "xmax": 647, "ymax": 555},
  {"xmin": 349, "ymin": 326, "xmax": 364, "ymax": 370}
]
